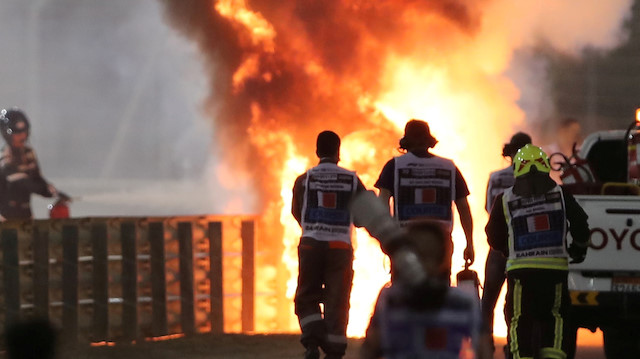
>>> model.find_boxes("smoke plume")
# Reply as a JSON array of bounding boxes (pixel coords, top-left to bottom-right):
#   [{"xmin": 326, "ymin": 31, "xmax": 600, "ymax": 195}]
[{"xmin": 158, "ymin": 0, "xmax": 633, "ymax": 202}]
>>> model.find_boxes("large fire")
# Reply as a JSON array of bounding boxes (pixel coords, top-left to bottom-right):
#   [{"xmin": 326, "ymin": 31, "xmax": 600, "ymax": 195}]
[
  {"xmin": 210, "ymin": 0, "xmax": 521, "ymax": 337},
  {"xmin": 160, "ymin": 0, "xmax": 634, "ymax": 339}
]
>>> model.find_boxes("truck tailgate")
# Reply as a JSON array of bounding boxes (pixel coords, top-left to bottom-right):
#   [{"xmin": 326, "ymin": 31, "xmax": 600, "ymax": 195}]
[{"xmin": 570, "ymin": 195, "xmax": 640, "ymax": 272}]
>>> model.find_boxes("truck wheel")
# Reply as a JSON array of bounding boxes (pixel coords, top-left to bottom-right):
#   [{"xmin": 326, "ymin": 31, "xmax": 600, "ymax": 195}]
[{"xmin": 602, "ymin": 325, "xmax": 640, "ymax": 359}]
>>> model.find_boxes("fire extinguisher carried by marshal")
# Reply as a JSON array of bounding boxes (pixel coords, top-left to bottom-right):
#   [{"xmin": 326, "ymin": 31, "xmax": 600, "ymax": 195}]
[
  {"xmin": 48, "ymin": 191, "xmax": 72, "ymax": 219},
  {"xmin": 456, "ymin": 259, "xmax": 480, "ymax": 299},
  {"xmin": 626, "ymin": 108, "xmax": 640, "ymax": 185}
]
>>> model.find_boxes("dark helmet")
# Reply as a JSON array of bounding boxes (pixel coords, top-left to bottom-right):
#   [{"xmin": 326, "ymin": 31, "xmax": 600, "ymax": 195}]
[
  {"xmin": 0, "ymin": 108, "xmax": 30, "ymax": 143},
  {"xmin": 502, "ymin": 132, "xmax": 532, "ymax": 158}
]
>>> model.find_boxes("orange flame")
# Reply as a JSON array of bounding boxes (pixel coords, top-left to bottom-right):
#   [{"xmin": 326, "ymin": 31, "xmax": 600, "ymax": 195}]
[
  {"xmin": 210, "ymin": 0, "xmax": 525, "ymax": 338},
  {"xmin": 214, "ymin": 0, "xmax": 275, "ymax": 52}
]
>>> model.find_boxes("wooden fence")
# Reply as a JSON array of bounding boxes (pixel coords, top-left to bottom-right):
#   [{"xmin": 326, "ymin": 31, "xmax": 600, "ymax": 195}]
[{"xmin": 0, "ymin": 216, "xmax": 255, "ymax": 343}]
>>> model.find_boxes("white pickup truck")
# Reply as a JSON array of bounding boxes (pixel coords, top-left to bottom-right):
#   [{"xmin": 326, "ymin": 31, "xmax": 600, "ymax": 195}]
[{"xmin": 561, "ymin": 128, "xmax": 640, "ymax": 357}]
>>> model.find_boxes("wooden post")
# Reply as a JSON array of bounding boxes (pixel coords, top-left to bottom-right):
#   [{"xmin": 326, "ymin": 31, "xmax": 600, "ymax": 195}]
[
  {"xmin": 2, "ymin": 228, "xmax": 20, "ymax": 330},
  {"xmin": 208, "ymin": 222, "xmax": 223, "ymax": 334},
  {"xmin": 241, "ymin": 221, "xmax": 255, "ymax": 332},
  {"xmin": 149, "ymin": 222, "xmax": 168, "ymax": 337},
  {"xmin": 178, "ymin": 222, "xmax": 195, "ymax": 335},
  {"xmin": 121, "ymin": 222, "xmax": 138, "ymax": 341},
  {"xmin": 91, "ymin": 223, "xmax": 109, "ymax": 342},
  {"xmin": 62, "ymin": 225, "xmax": 79, "ymax": 342},
  {"xmin": 32, "ymin": 226, "xmax": 50, "ymax": 319}
]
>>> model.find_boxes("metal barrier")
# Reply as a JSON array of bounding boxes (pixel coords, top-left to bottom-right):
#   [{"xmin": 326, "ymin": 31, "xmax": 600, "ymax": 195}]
[{"xmin": 0, "ymin": 215, "xmax": 255, "ymax": 343}]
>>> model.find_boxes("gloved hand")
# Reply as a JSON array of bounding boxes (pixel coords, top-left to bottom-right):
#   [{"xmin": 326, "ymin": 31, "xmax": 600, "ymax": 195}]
[
  {"xmin": 56, "ymin": 191, "xmax": 72, "ymax": 202},
  {"xmin": 568, "ymin": 243, "xmax": 587, "ymax": 264},
  {"xmin": 390, "ymin": 246, "xmax": 427, "ymax": 288}
]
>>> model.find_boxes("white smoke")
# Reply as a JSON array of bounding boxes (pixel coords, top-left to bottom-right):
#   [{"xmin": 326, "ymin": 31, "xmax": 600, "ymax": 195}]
[
  {"xmin": 486, "ymin": 0, "xmax": 632, "ymax": 54},
  {"xmin": 484, "ymin": 0, "xmax": 634, "ymax": 130},
  {"xmin": 0, "ymin": 0, "xmax": 255, "ymax": 218}
]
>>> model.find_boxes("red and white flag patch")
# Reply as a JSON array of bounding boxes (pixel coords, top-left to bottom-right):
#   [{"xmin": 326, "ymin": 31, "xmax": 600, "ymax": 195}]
[
  {"xmin": 318, "ymin": 192, "xmax": 337, "ymax": 208},
  {"xmin": 527, "ymin": 214, "xmax": 550, "ymax": 232},
  {"xmin": 415, "ymin": 188, "xmax": 436, "ymax": 204}
]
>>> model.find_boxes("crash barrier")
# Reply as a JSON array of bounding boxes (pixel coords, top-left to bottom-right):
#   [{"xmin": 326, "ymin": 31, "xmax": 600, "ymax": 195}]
[{"xmin": 0, "ymin": 215, "xmax": 256, "ymax": 343}]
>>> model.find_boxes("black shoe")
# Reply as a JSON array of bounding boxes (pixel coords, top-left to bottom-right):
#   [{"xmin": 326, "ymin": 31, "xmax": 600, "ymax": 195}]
[
  {"xmin": 324, "ymin": 355, "xmax": 342, "ymax": 359},
  {"xmin": 304, "ymin": 347, "xmax": 320, "ymax": 359}
]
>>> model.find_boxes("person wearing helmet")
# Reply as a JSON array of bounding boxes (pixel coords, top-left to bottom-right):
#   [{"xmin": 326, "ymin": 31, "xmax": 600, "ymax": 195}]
[
  {"xmin": 486, "ymin": 144, "xmax": 589, "ymax": 359},
  {"xmin": 480, "ymin": 132, "xmax": 531, "ymax": 355},
  {"xmin": 360, "ymin": 220, "xmax": 482, "ymax": 359},
  {"xmin": 0, "ymin": 108, "xmax": 59, "ymax": 220},
  {"xmin": 375, "ymin": 119, "xmax": 475, "ymax": 279},
  {"xmin": 291, "ymin": 131, "xmax": 367, "ymax": 359}
]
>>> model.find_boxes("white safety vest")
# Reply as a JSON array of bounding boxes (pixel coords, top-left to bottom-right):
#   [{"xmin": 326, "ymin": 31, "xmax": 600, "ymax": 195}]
[
  {"xmin": 301, "ymin": 163, "xmax": 358, "ymax": 243},
  {"xmin": 377, "ymin": 285, "xmax": 480, "ymax": 359},
  {"xmin": 486, "ymin": 166, "xmax": 515, "ymax": 212},
  {"xmin": 393, "ymin": 153, "xmax": 456, "ymax": 231},
  {"xmin": 502, "ymin": 185, "xmax": 569, "ymax": 271}
]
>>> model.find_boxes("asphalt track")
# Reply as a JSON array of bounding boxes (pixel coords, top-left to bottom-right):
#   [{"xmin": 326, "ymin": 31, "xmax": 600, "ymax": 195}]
[{"xmin": 65, "ymin": 330, "xmax": 607, "ymax": 359}]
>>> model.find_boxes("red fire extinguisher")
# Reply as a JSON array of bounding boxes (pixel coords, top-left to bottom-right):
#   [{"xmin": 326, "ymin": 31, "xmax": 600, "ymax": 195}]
[
  {"xmin": 48, "ymin": 192, "xmax": 71, "ymax": 219},
  {"xmin": 456, "ymin": 260, "xmax": 480, "ymax": 299},
  {"xmin": 626, "ymin": 108, "xmax": 640, "ymax": 185}
]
